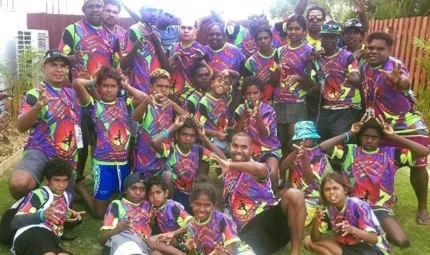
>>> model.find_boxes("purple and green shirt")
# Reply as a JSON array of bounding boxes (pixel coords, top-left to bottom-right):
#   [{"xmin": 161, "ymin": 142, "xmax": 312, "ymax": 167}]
[
  {"xmin": 154, "ymin": 199, "xmax": 192, "ymax": 233},
  {"xmin": 199, "ymin": 94, "xmax": 231, "ymax": 135},
  {"xmin": 204, "ymin": 42, "xmax": 244, "ymax": 74}
]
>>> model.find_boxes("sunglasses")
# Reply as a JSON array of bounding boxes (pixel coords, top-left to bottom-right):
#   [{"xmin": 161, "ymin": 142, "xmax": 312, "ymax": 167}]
[
  {"xmin": 321, "ymin": 24, "xmax": 341, "ymax": 32},
  {"xmin": 308, "ymin": 16, "xmax": 324, "ymax": 22},
  {"xmin": 344, "ymin": 21, "xmax": 363, "ymax": 27}
]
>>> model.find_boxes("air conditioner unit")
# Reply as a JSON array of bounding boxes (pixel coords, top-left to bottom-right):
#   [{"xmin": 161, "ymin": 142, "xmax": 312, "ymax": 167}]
[{"xmin": 16, "ymin": 29, "xmax": 49, "ymax": 75}]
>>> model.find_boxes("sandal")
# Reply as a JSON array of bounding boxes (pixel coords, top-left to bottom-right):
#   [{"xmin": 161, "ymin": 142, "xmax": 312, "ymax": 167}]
[{"xmin": 416, "ymin": 215, "xmax": 430, "ymax": 225}]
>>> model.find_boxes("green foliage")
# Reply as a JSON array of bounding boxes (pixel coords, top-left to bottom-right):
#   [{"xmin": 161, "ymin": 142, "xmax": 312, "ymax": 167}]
[
  {"xmin": 413, "ymin": 37, "xmax": 430, "ymax": 124},
  {"xmin": 0, "ymin": 47, "xmax": 44, "ymax": 118}
]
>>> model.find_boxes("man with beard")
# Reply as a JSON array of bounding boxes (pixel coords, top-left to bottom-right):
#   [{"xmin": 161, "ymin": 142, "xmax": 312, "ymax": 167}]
[
  {"xmin": 214, "ymin": 132, "xmax": 306, "ymax": 255},
  {"xmin": 103, "ymin": 0, "xmax": 127, "ymax": 51},
  {"xmin": 120, "ymin": 6, "xmax": 170, "ymax": 93}
]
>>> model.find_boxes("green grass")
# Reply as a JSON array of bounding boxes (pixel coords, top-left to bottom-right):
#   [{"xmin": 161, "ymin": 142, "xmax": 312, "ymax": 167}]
[{"xmin": 0, "ymin": 167, "xmax": 429, "ymax": 255}]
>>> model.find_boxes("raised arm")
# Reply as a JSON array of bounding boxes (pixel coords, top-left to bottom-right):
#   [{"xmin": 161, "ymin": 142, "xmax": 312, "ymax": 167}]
[
  {"xmin": 295, "ymin": 0, "xmax": 309, "ymax": 15},
  {"xmin": 132, "ymin": 96, "xmax": 152, "ymax": 122},
  {"xmin": 17, "ymin": 88, "xmax": 48, "ymax": 133},
  {"xmin": 216, "ymin": 156, "xmax": 268, "ymax": 180},
  {"xmin": 119, "ymin": 0, "xmax": 141, "ymax": 22},
  {"xmin": 72, "ymin": 78, "xmax": 92, "ymax": 105},
  {"xmin": 355, "ymin": 0, "xmax": 369, "ymax": 33},
  {"xmin": 293, "ymin": 144, "xmax": 315, "ymax": 185},
  {"xmin": 150, "ymin": 115, "xmax": 187, "ymax": 154}
]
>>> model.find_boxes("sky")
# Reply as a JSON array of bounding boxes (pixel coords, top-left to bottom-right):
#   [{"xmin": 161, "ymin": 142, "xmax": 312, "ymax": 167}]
[{"xmin": 122, "ymin": 0, "xmax": 273, "ymax": 20}]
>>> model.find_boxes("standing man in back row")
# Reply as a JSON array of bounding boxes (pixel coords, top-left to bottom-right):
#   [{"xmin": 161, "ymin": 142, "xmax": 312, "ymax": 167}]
[{"xmin": 103, "ymin": 0, "xmax": 127, "ymax": 52}]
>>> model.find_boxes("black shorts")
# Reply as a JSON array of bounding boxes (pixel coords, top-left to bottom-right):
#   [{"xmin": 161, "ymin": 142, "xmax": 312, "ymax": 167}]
[
  {"xmin": 340, "ymin": 242, "xmax": 383, "ymax": 255},
  {"xmin": 373, "ymin": 207, "xmax": 394, "ymax": 222},
  {"xmin": 239, "ymin": 203, "xmax": 290, "ymax": 255},
  {"xmin": 14, "ymin": 227, "xmax": 72, "ymax": 255},
  {"xmin": 81, "ymin": 109, "xmax": 95, "ymax": 147}
]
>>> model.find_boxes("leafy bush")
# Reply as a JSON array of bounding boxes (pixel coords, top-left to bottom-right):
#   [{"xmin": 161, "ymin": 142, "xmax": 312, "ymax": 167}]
[
  {"xmin": 413, "ymin": 37, "xmax": 430, "ymax": 124},
  {"xmin": 0, "ymin": 47, "xmax": 44, "ymax": 118}
]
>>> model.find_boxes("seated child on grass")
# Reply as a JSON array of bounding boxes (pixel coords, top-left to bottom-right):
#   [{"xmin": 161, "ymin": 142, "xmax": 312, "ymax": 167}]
[
  {"xmin": 305, "ymin": 172, "xmax": 390, "ymax": 255},
  {"xmin": 184, "ymin": 177, "xmax": 255, "ymax": 255},
  {"xmin": 99, "ymin": 173, "xmax": 152, "ymax": 255},
  {"xmin": 233, "ymin": 76, "xmax": 282, "ymax": 191},
  {"xmin": 318, "ymin": 115, "xmax": 430, "ymax": 247},
  {"xmin": 150, "ymin": 115, "xmax": 226, "ymax": 213},
  {"xmin": 146, "ymin": 176, "xmax": 192, "ymax": 254},
  {"xmin": 280, "ymin": 120, "xmax": 329, "ymax": 226},
  {"xmin": 72, "ymin": 66, "xmax": 149, "ymax": 219},
  {"xmin": 11, "ymin": 158, "xmax": 85, "ymax": 255},
  {"xmin": 132, "ymin": 69, "xmax": 187, "ymax": 181},
  {"xmin": 198, "ymin": 69, "xmax": 239, "ymax": 154}
]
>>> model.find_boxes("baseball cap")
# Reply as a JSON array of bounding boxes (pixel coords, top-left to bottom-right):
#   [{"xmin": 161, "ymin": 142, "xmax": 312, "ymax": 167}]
[
  {"xmin": 124, "ymin": 172, "xmax": 145, "ymax": 190},
  {"xmin": 83, "ymin": 0, "xmax": 104, "ymax": 7},
  {"xmin": 320, "ymin": 19, "xmax": 342, "ymax": 35},
  {"xmin": 292, "ymin": 121, "xmax": 321, "ymax": 140},
  {"xmin": 43, "ymin": 49, "xmax": 70, "ymax": 65},
  {"xmin": 342, "ymin": 18, "xmax": 364, "ymax": 34}
]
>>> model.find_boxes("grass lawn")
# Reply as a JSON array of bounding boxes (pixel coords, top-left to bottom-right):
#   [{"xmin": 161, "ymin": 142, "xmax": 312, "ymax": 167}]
[{"xmin": 0, "ymin": 167, "xmax": 429, "ymax": 255}]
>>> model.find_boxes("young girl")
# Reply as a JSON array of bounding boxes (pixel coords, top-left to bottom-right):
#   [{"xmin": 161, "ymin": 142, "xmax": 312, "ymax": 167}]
[
  {"xmin": 233, "ymin": 76, "xmax": 281, "ymax": 191},
  {"xmin": 275, "ymin": 15, "xmax": 314, "ymax": 176},
  {"xmin": 305, "ymin": 173, "xmax": 390, "ymax": 255},
  {"xmin": 185, "ymin": 177, "xmax": 255, "ymax": 255},
  {"xmin": 318, "ymin": 115, "xmax": 430, "ymax": 247},
  {"xmin": 198, "ymin": 70, "xmax": 239, "ymax": 154},
  {"xmin": 279, "ymin": 120, "xmax": 329, "ymax": 225},
  {"xmin": 132, "ymin": 69, "xmax": 187, "ymax": 180}
]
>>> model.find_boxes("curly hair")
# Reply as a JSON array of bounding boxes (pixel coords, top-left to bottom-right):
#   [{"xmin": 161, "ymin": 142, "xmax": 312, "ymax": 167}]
[
  {"xmin": 43, "ymin": 158, "xmax": 72, "ymax": 181},
  {"xmin": 306, "ymin": 6, "xmax": 327, "ymax": 20},
  {"xmin": 145, "ymin": 176, "xmax": 169, "ymax": 195},
  {"xmin": 96, "ymin": 66, "xmax": 122, "ymax": 86},
  {"xmin": 177, "ymin": 117, "xmax": 199, "ymax": 135},
  {"xmin": 190, "ymin": 176, "xmax": 218, "ymax": 204},
  {"xmin": 367, "ymin": 32, "xmax": 394, "ymax": 47},
  {"xmin": 241, "ymin": 76, "xmax": 264, "ymax": 96},
  {"xmin": 149, "ymin": 68, "xmax": 171, "ymax": 84}
]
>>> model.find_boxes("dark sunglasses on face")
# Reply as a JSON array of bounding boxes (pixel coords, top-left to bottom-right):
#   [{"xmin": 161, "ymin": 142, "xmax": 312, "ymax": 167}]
[{"xmin": 308, "ymin": 16, "xmax": 323, "ymax": 22}]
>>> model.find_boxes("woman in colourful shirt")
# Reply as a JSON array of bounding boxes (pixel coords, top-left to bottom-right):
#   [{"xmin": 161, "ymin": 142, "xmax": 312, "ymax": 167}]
[
  {"xmin": 167, "ymin": 19, "xmax": 205, "ymax": 108},
  {"xmin": 319, "ymin": 115, "xmax": 429, "ymax": 247},
  {"xmin": 233, "ymin": 76, "xmax": 281, "ymax": 191},
  {"xmin": 305, "ymin": 172, "xmax": 390, "ymax": 255},
  {"xmin": 185, "ymin": 176, "xmax": 255, "ymax": 255}
]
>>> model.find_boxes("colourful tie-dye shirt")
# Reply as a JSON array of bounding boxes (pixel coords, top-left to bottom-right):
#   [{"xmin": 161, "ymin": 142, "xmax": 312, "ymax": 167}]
[
  {"xmin": 304, "ymin": 35, "xmax": 321, "ymax": 50},
  {"xmin": 272, "ymin": 22, "xmax": 288, "ymax": 48},
  {"xmin": 244, "ymin": 50, "xmax": 279, "ymax": 103},
  {"xmin": 135, "ymin": 103, "xmax": 173, "ymax": 179},
  {"xmin": 330, "ymin": 144, "xmax": 414, "ymax": 209},
  {"xmin": 225, "ymin": 22, "xmax": 257, "ymax": 58},
  {"xmin": 290, "ymin": 147, "xmax": 329, "ymax": 200},
  {"xmin": 125, "ymin": 22, "xmax": 161, "ymax": 93},
  {"xmin": 223, "ymin": 164, "xmax": 278, "ymax": 229},
  {"xmin": 101, "ymin": 199, "xmax": 152, "ymax": 240},
  {"xmin": 154, "ymin": 199, "xmax": 192, "ymax": 233},
  {"xmin": 204, "ymin": 43, "xmax": 244, "ymax": 74},
  {"xmin": 106, "ymin": 24, "xmax": 127, "ymax": 53},
  {"xmin": 167, "ymin": 41, "xmax": 205, "ymax": 105},
  {"xmin": 361, "ymin": 57, "xmax": 427, "ymax": 132},
  {"xmin": 20, "ymin": 83, "xmax": 81, "ymax": 169},
  {"xmin": 312, "ymin": 49, "xmax": 361, "ymax": 109},
  {"xmin": 17, "ymin": 187, "xmax": 72, "ymax": 237},
  {"xmin": 277, "ymin": 43, "xmax": 314, "ymax": 103},
  {"xmin": 185, "ymin": 90, "xmax": 205, "ymax": 114},
  {"xmin": 160, "ymin": 144, "xmax": 212, "ymax": 194},
  {"xmin": 199, "ymin": 94, "xmax": 231, "ymax": 134},
  {"xmin": 187, "ymin": 210, "xmax": 241, "ymax": 255},
  {"xmin": 233, "ymin": 103, "xmax": 281, "ymax": 157},
  {"xmin": 85, "ymin": 97, "xmax": 134, "ymax": 164},
  {"xmin": 319, "ymin": 197, "xmax": 390, "ymax": 254},
  {"xmin": 59, "ymin": 20, "xmax": 118, "ymax": 79}
]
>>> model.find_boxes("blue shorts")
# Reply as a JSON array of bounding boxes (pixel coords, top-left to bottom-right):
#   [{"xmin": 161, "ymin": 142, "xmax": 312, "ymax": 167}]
[
  {"xmin": 93, "ymin": 161, "xmax": 129, "ymax": 200},
  {"xmin": 173, "ymin": 190, "xmax": 192, "ymax": 215}
]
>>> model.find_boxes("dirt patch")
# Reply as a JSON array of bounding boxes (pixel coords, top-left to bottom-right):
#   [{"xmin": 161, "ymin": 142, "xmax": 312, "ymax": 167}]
[{"xmin": 0, "ymin": 115, "xmax": 27, "ymax": 163}]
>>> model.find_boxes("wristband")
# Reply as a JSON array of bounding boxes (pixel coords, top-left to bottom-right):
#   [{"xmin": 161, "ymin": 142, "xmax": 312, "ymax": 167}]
[
  {"xmin": 88, "ymin": 80, "xmax": 96, "ymax": 91},
  {"xmin": 39, "ymin": 210, "xmax": 45, "ymax": 221},
  {"xmin": 161, "ymin": 130, "xmax": 169, "ymax": 139},
  {"xmin": 344, "ymin": 132, "xmax": 350, "ymax": 143}
]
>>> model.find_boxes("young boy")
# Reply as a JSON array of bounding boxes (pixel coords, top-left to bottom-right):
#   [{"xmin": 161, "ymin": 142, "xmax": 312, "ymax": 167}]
[
  {"xmin": 150, "ymin": 115, "xmax": 226, "ymax": 213},
  {"xmin": 132, "ymin": 69, "xmax": 187, "ymax": 180},
  {"xmin": 72, "ymin": 66, "xmax": 149, "ymax": 219},
  {"xmin": 319, "ymin": 115, "xmax": 430, "ymax": 247},
  {"xmin": 233, "ymin": 76, "xmax": 282, "ymax": 191},
  {"xmin": 184, "ymin": 63, "xmax": 212, "ymax": 114},
  {"xmin": 11, "ymin": 158, "xmax": 85, "ymax": 255},
  {"xmin": 279, "ymin": 121, "xmax": 329, "ymax": 225},
  {"xmin": 146, "ymin": 176, "xmax": 193, "ymax": 254},
  {"xmin": 198, "ymin": 69, "xmax": 239, "ymax": 153},
  {"xmin": 99, "ymin": 172, "xmax": 152, "ymax": 255}
]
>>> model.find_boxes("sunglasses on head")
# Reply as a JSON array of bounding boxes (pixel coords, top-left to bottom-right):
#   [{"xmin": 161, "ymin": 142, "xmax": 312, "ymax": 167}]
[
  {"xmin": 308, "ymin": 15, "xmax": 324, "ymax": 22},
  {"xmin": 344, "ymin": 20, "xmax": 362, "ymax": 27},
  {"xmin": 321, "ymin": 24, "xmax": 341, "ymax": 32}
]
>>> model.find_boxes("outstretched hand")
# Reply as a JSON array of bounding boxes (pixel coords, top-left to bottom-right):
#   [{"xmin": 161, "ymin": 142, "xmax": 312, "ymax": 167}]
[
  {"xmin": 379, "ymin": 61, "xmax": 402, "ymax": 86},
  {"xmin": 212, "ymin": 154, "xmax": 231, "ymax": 179},
  {"xmin": 174, "ymin": 114, "xmax": 189, "ymax": 129},
  {"xmin": 375, "ymin": 114, "xmax": 394, "ymax": 136},
  {"xmin": 67, "ymin": 208, "xmax": 85, "ymax": 222},
  {"xmin": 350, "ymin": 113, "xmax": 371, "ymax": 135}
]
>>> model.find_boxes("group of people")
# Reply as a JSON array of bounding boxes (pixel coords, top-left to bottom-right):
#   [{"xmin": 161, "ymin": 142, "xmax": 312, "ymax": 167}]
[{"xmin": 3, "ymin": 0, "xmax": 430, "ymax": 254}]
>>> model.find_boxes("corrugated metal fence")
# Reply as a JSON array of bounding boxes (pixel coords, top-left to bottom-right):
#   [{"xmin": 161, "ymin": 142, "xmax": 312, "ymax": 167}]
[{"xmin": 27, "ymin": 13, "xmax": 430, "ymax": 92}]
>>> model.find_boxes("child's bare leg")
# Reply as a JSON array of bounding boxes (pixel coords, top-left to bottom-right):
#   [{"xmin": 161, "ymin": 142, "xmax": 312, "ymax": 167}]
[
  {"xmin": 304, "ymin": 235, "xmax": 342, "ymax": 255},
  {"xmin": 380, "ymin": 216, "xmax": 409, "ymax": 248}
]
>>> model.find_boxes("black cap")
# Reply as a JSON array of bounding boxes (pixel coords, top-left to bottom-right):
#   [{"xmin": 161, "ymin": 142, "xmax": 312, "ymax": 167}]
[
  {"xmin": 124, "ymin": 172, "xmax": 145, "ymax": 190},
  {"xmin": 342, "ymin": 18, "xmax": 364, "ymax": 34},
  {"xmin": 43, "ymin": 49, "xmax": 70, "ymax": 65}
]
